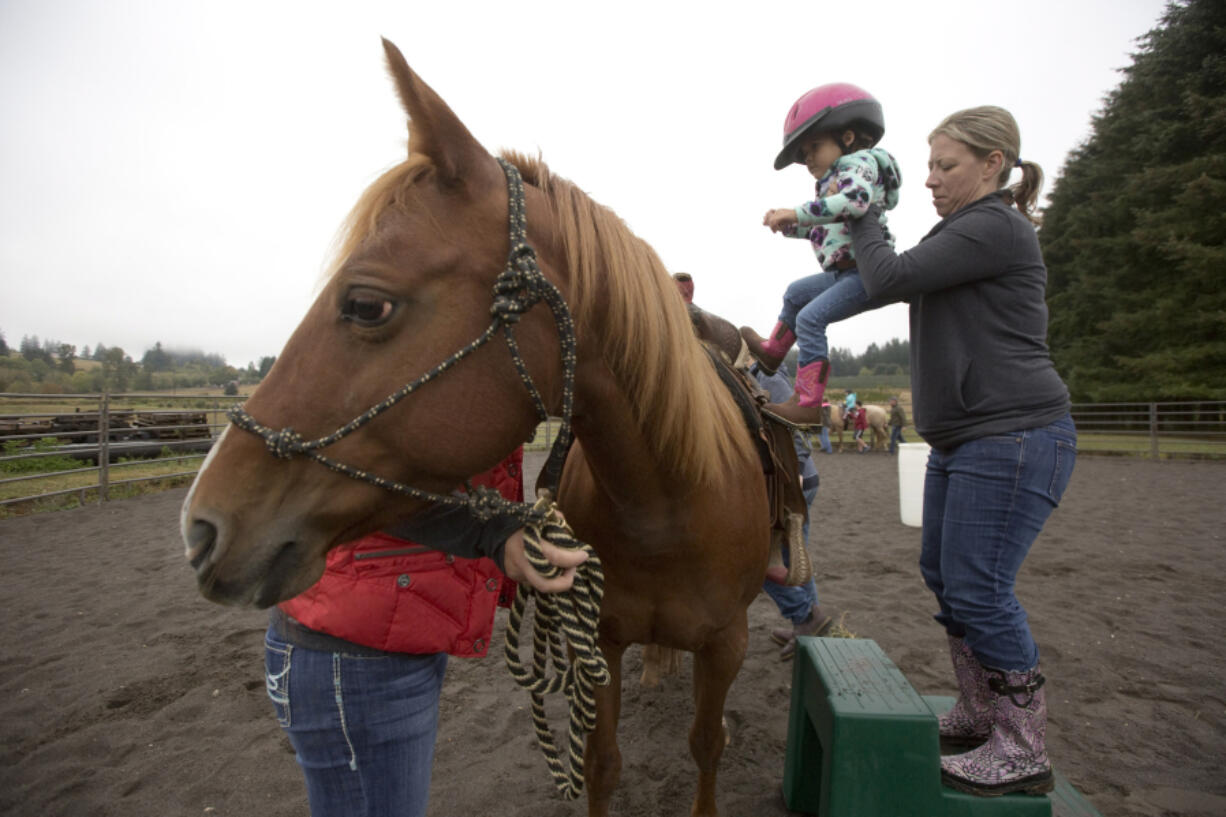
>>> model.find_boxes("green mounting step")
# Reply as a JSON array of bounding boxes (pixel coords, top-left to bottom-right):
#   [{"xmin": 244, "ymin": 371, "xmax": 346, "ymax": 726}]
[{"xmin": 782, "ymin": 637, "xmax": 1101, "ymax": 817}]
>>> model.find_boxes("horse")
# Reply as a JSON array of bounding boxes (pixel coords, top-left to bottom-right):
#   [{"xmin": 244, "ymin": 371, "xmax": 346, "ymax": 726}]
[
  {"xmin": 826, "ymin": 403, "xmax": 889, "ymax": 451},
  {"xmin": 180, "ymin": 39, "xmax": 770, "ymax": 817}
]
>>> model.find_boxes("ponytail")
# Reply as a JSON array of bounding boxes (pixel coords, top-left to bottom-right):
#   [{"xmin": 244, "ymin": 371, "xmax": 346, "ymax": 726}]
[{"xmin": 1009, "ymin": 160, "xmax": 1044, "ymax": 225}]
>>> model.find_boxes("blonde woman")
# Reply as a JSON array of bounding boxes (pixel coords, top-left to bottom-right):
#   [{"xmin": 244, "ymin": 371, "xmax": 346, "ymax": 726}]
[{"xmin": 850, "ymin": 106, "xmax": 1076, "ymax": 797}]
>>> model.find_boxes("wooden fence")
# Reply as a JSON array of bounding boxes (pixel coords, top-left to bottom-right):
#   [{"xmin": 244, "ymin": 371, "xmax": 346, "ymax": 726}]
[{"xmin": 1, "ymin": 393, "xmax": 1222, "ymax": 513}]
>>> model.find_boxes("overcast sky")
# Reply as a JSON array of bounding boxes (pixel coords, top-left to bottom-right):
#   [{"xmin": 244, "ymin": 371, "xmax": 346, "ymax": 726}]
[{"xmin": 1, "ymin": 0, "xmax": 1170, "ymax": 369}]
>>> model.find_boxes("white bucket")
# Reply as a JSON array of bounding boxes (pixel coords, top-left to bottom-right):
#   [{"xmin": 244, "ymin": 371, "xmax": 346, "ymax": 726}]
[{"xmin": 897, "ymin": 442, "xmax": 931, "ymax": 527}]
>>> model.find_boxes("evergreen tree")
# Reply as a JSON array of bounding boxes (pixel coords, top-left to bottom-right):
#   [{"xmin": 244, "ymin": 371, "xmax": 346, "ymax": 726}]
[
  {"xmin": 142, "ymin": 341, "xmax": 173, "ymax": 372},
  {"xmin": 1041, "ymin": 0, "xmax": 1226, "ymax": 400}
]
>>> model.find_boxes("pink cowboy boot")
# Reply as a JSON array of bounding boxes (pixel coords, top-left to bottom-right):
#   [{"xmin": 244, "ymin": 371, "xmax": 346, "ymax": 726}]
[
  {"xmin": 763, "ymin": 360, "xmax": 828, "ymax": 427},
  {"xmin": 941, "ymin": 665, "xmax": 1054, "ymax": 796},
  {"xmin": 939, "ymin": 635, "xmax": 993, "ymax": 748},
  {"xmin": 740, "ymin": 321, "xmax": 796, "ymax": 375}
]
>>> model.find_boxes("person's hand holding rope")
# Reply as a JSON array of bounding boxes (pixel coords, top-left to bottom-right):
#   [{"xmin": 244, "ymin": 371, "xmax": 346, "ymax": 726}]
[{"xmin": 502, "ymin": 523, "xmax": 589, "ymax": 593}]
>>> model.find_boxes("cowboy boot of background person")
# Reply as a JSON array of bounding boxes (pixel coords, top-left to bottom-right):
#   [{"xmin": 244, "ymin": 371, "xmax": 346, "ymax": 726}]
[
  {"xmin": 939, "ymin": 635, "xmax": 993, "ymax": 749},
  {"xmin": 763, "ymin": 360, "xmax": 828, "ymax": 427},
  {"xmin": 740, "ymin": 321, "xmax": 796, "ymax": 375},
  {"xmin": 773, "ymin": 605, "xmax": 835, "ymax": 660},
  {"xmin": 941, "ymin": 665, "xmax": 1055, "ymax": 796}
]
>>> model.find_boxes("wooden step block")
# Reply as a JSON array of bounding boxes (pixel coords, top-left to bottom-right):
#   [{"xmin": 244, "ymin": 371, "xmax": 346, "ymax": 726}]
[{"xmin": 783, "ymin": 637, "xmax": 1098, "ymax": 817}]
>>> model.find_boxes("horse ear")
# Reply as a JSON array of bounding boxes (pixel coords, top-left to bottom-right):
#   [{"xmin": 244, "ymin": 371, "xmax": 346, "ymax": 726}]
[{"xmin": 381, "ymin": 38, "xmax": 495, "ymax": 187}]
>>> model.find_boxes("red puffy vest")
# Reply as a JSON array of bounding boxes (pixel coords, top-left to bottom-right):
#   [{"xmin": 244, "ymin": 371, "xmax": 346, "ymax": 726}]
[{"xmin": 279, "ymin": 449, "xmax": 523, "ymax": 658}]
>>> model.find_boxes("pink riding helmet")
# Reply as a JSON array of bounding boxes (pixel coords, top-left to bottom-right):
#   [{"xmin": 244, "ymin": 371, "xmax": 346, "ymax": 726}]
[{"xmin": 774, "ymin": 83, "xmax": 884, "ymax": 170}]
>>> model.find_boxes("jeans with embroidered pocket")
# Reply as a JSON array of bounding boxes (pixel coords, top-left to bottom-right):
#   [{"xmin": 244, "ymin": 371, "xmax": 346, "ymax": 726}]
[{"xmin": 264, "ymin": 625, "xmax": 448, "ymax": 817}]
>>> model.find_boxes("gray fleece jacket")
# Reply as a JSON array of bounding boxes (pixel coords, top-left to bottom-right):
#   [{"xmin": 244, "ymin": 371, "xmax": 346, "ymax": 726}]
[{"xmin": 850, "ymin": 192, "xmax": 1070, "ymax": 450}]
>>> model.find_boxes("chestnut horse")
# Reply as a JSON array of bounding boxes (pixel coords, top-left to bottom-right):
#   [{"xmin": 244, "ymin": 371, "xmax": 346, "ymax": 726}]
[{"xmin": 180, "ymin": 40, "xmax": 769, "ymax": 817}]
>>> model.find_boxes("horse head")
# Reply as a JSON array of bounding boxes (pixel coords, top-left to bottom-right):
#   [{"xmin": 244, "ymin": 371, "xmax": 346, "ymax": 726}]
[{"xmin": 181, "ymin": 40, "xmax": 566, "ymax": 607}]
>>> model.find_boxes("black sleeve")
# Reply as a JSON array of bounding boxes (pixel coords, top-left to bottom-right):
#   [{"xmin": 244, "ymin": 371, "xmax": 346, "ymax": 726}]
[
  {"xmin": 382, "ymin": 502, "xmax": 522, "ymax": 572},
  {"xmin": 852, "ymin": 205, "xmax": 1012, "ymax": 301}
]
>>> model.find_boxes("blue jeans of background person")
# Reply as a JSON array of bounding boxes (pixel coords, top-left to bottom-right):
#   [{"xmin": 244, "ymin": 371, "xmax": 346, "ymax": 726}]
[
  {"xmin": 779, "ymin": 268, "xmax": 871, "ymax": 365},
  {"xmin": 888, "ymin": 425, "xmax": 906, "ymax": 453},
  {"xmin": 762, "ymin": 481, "xmax": 821, "ymax": 623},
  {"xmin": 918, "ymin": 416, "xmax": 1077, "ymax": 671},
  {"xmin": 817, "ymin": 426, "xmax": 833, "ymax": 454},
  {"xmin": 264, "ymin": 626, "xmax": 448, "ymax": 817}
]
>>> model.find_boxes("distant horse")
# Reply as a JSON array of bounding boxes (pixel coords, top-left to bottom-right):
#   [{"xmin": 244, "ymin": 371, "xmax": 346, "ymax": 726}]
[
  {"xmin": 180, "ymin": 40, "xmax": 770, "ymax": 817},
  {"xmin": 827, "ymin": 403, "xmax": 889, "ymax": 451}
]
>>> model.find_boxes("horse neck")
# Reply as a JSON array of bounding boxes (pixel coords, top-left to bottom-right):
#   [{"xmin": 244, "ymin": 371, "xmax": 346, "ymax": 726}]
[{"xmin": 569, "ymin": 357, "xmax": 675, "ymax": 507}]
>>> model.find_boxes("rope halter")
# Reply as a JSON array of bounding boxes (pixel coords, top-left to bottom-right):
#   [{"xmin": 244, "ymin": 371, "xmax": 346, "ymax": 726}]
[{"xmin": 225, "ymin": 157, "xmax": 607, "ymax": 798}]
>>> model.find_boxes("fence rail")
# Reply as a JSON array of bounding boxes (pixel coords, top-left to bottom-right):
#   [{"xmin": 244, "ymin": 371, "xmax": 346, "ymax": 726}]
[{"xmin": 1, "ymin": 394, "xmax": 1222, "ymax": 514}]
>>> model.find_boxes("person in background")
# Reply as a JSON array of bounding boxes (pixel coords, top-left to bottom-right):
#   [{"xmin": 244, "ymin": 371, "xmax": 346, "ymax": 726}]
[
  {"xmin": 850, "ymin": 105, "xmax": 1076, "ymax": 796},
  {"xmin": 265, "ymin": 451, "xmax": 586, "ymax": 817},
  {"xmin": 888, "ymin": 395, "xmax": 908, "ymax": 454},
  {"xmin": 852, "ymin": 401, "xmax": 870, "ymax": 453},
  {"xmin": 671, "ymin": 271, "xmax": 834, "ymax": 659},
  {"xmin": 753, "ymin": 362, "xmax": 835, "ymax": 659},
  {"xmin": 816, "ymin": 400, "xmax": 835, "ymax": 454}
]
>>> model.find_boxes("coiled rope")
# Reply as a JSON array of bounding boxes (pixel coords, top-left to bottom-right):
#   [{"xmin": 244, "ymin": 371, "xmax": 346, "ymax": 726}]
[
  {"xmin": 226, "ymin": 158, "xmax": 608, "ymax": 798},
  {"xmin": 503, "ymin": 491, "xmax": 609, "ymax": 799}
]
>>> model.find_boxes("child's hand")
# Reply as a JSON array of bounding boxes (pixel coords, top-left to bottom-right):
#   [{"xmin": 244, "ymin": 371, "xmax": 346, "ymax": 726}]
[{"xmin": 763, "ymin": 208, "xmax": 798, "ymax": 233}]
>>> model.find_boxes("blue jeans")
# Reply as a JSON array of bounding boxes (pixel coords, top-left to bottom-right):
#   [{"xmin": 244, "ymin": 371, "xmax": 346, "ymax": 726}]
[
  {"xmin": 918, "ymin": 416, "xmax": 1077, "ymax": 671},
  {"xmin": 264, "ymin": 625, "xmax": 448, "ymax": 817},
  {"xmin": 779, "ymin": 268, "xmax": 871, "ymax": 365},
  {"xmin": 762, "ymin": 481, "xmax": 821, "ymax": 623},
  {"xmin": 888, "ymin": 425, "xmax": 906, "ymax": 453},
  {"xmin": 817, "ymin": 426, "xmax": 833, "ymax": 454}
]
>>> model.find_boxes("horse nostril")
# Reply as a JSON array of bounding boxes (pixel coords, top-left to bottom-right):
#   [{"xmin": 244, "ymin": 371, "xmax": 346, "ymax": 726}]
[{"xmin": 187, "ymin": 519, "xmax": 218, "ymax": 569}]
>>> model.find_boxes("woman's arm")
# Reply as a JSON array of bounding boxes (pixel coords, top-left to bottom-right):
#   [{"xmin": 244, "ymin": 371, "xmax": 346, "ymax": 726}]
[
  {"xmin": 851, "ymin": 204, "xmax": 1014, "ymax": 301},
  {"xmin": 384, "ymin": 503, "xmax": 587, "ymax": 592},
  {"xmin": 383, "ymin": 502, "xmax": 520, "ymax": 565}
]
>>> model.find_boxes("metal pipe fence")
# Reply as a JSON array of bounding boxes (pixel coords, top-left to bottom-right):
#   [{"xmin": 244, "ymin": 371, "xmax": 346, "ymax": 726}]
[
  {"xmin": 1, "ymin": 391, "xmax": 232, "ymax": 512},
  {"xmin": 1, "ymin": 395, "xmax": 1222, "ymax": 514}
]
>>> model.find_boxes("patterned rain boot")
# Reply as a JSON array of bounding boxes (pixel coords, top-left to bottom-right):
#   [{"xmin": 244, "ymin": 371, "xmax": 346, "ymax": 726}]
[
  {"xmin": 939, "ymin": 635, "xmax": 993, "ymax": 748},
  {"xmin": 763, "ymin": 360, "xmax": 828, "ymax": 428},
  {"xmin": 941, "ymin": 666, "xmax": 1054, "ymax": 797},
  {"xmin": 740, "ymin": 321, "xmax": 796, "ymax": 375}
]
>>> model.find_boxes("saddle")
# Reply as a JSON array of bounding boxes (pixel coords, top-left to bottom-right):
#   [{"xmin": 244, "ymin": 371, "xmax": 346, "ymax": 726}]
[{"xmin": 687, "ymin": 304, "xmax": 812, "ymax": 586}]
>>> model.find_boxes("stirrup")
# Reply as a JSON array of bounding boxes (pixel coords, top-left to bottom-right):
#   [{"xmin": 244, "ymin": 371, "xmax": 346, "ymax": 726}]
[{"xmin": 783, "ymin": 511, "xmax": 812, "ymax": 586}]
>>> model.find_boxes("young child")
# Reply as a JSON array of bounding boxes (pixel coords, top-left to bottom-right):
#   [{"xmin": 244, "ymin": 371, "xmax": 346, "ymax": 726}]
[
  {"xmin": 853, "ymin": 401, "xmax": 870, "ymax": 453},
  {"xmin": 742, "ymin": 83, "xmax": 902, "ymax": 427}
]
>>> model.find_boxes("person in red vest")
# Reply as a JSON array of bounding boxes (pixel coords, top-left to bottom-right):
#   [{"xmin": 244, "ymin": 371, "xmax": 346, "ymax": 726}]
[
  {"xmin": 852, "ymin": 400, "xmax": 870, "ymax": 453},
  {"xmin": 264, "ymin": 448, "xmax": 582, "ymax": 817}
]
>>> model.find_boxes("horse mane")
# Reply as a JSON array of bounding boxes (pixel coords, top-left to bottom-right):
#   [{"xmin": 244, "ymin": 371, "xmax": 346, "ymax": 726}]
[
  {"xmin": 323, "ymin": 154, "xmax": 435, "ymax": 283},
  {"xmin": 502, "ymin": 150, "xmax": 755, "ymax": 487},
  {"xmin": 327, "ymin": 149, "xmax": 755, "ymax": 487}
]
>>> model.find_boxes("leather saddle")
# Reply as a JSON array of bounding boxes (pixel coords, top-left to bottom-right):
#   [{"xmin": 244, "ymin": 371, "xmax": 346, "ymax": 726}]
[{"xmin": 686, "ymin": 303, "xmax": 812, "ymax": 585}]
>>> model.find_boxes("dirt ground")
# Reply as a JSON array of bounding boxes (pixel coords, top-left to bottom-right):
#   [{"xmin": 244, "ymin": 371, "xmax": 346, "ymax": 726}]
[{"xmin": 1, "ymin": 449, "xmax": 1224, "ymax": 816}]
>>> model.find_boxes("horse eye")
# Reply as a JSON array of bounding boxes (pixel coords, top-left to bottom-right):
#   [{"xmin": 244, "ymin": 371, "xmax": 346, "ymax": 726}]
[{"xmin": 341, "ymin": 292, "xmax": 396, "ymax": 326}]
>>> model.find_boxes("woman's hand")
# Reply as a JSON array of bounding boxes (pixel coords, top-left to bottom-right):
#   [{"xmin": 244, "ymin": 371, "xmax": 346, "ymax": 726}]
[
  {"xmin": 763, "ymin": 208, "xmax": 798, "ymax": 233},
  {"xmin": 502, "ymin": 528, "xmax": 589, "ymax": 593}
]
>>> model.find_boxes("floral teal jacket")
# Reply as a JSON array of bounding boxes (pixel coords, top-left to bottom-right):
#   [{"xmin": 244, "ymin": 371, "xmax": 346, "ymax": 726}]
[{"xmin": 784, "ymin": 147, "xmax": 901, "ymax": 271}]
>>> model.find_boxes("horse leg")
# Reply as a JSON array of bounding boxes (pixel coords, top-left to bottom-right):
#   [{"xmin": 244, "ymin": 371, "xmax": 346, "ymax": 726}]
[
  {"xmin": 688, "ymin": 621, "xmax": 748, "ymax": 817},
  {"xmin": 585, "ymin": 641, "xmax": 626, "ymax": 817}
]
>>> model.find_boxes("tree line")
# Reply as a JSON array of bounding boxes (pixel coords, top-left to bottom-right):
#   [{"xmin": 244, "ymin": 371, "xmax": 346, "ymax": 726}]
[
  {"xmin": 0, "ymin": 331, "xmax": 275, "ymax": 394},
  {"xmin": 1040, "ymin": 0, "xmax": 1225, "ymax": 401},
  {"xmin": 778, "ymin": 338, "xmax": 910, "ymax": 378}
]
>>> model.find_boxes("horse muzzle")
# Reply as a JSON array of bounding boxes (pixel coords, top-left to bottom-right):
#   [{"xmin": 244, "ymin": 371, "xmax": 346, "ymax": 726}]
[{"xmin": 184, "ymin": 514, "xmax": 319, "ymax": 608}]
